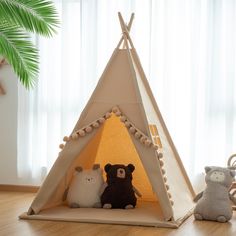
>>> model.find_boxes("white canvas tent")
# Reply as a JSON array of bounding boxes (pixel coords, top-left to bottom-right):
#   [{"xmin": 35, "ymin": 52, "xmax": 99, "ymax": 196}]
[{"xmin": 20, "ymin": 13, "xmax": 195, "ymax": 228}]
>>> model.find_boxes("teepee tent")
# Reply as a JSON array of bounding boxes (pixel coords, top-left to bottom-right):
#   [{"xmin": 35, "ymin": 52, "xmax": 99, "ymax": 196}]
[{"xmin": 20, "ymin": 13, "xmax": 195, "ymax": 228}]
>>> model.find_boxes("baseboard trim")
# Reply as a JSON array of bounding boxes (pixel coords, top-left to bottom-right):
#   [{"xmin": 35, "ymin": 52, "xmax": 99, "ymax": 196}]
[{"xmin": 0, "ymin": 184, "xmax": 39, "ymax": 193}]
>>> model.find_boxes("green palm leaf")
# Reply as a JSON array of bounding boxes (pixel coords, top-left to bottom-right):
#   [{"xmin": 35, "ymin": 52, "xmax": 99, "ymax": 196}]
[
  {"xmin": 0, "ymin": 22, "xmax": 39, "ymax": 88},
  {"xmin": 0, "ymin": 0, "xmax": 59, "ymax": 36}
]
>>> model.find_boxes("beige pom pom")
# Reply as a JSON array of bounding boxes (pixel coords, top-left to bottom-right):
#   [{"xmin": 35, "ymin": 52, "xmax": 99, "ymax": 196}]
[
  {"xmin": 167, "ymin": 192, "xmax": 172, "ymax": 198},
  {"xmin": 59, "ymin": 144, "xmax": 64, "ymax": 149},
  {"xmin": 165, "ymin": 184, "xmax": 170, "ymax": 190},
  {"xmin": 134, "ymin": 132, "xmax": 141, "ymax": 139},
  {"xmin": 129, "ymin": 126, "xmax": 136, "ymax": 134},
  {"xmin": 124, "ymin": 121, "xmax": 131, "ymax": 128},
  {"xmin": 163, "ymin": 177, "xmax": 167, "ymax": 182},
  {"xmin": 120, "ymin": 116, "xmax": 126, "ymax": 122},
  {"xmin": 92, "ymin": 122, "xmax": 99, "ymax": 128},
  {"xmin": 115, "ymin": 111, "xmax": 121, "ymax": 117},
  {"xmin": 140, "ymin": 136, "xmax": 147, "ymax": 144},
  {"xmin": 105, "ymin": 112, "xmax": 111, "ymax": 119},
  {"xmin": 63, "ymin": 136, "xmax": 70, "ymax": 142},
  {"xmin": 78, "ymin": 130, "xmax": 85, "ymax": 136},
  {"xmin": 85, "ymin": 126, "xmax": 92, "ymax": 133},
  {"xmin": 162, "ymin": 169, "xmax": 166, "ymax": 175},
  {"xmin": 159, "ymin": 160, "xmax": 164, "ymax": 167},
  {"xmin": 144, "ymin": 139, "xmax": 152, "ymax": 147},
  {"xmin": 170, "ymin": 200, "xmax": 174, "ymax": 206},
  {"xmin": 72, "ymin": 133, "xmax": 79, "ymax": 140},
  {"xmin": 98, "ymin": 117, "xmax": 105, "ymax": 124},
  {"xmin": 158, "ymin": 153, "xmax": 163, "ymax": 159},
  {"xmin": 112, "ymin": 106, "xmax": 119, "ymax": 113}
]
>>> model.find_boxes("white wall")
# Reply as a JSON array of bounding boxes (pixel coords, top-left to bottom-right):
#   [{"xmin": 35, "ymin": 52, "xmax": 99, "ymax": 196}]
[{"xmin": 0, "ymin": 66, "xmax": 19, "ymax": 184}]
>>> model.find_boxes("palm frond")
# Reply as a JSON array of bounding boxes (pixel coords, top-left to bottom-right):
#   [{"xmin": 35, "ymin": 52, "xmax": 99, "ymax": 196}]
[
  {"xmin": 0, "ymin": 22, "xmax": 39, "ymax": 88},
  {"xmin": 0, "ymin": 0, "xmax": 59, "ymax": 37}
]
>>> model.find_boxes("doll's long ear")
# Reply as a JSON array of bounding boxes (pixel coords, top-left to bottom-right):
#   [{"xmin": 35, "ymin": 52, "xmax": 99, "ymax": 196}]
[{"xmin": 104, "ymin": 163, "xmax": 112, "ymax": 173}]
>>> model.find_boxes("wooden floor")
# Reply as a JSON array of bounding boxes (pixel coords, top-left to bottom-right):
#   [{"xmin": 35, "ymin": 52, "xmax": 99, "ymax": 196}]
[{"xmin": 1, "ymin": 191, "xmax": 236, "ymax": 236}]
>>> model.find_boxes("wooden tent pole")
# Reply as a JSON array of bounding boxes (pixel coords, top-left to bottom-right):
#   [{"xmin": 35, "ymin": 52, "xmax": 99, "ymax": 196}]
[{"xmin": 116, "ymin": 12, "xmax": 134, "ymax": 49}]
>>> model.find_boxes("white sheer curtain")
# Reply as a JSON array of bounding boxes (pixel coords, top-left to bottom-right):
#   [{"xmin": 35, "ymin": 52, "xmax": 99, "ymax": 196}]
[{"xmin": 18, "ymin": 0, "xmax": 236, "ymax": 189}]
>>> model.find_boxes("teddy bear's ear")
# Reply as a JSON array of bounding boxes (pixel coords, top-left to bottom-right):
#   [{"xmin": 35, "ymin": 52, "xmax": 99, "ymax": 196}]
[
  {"xmin": 127, "ymin": 164, "xmax": 135, "ymax": 173},
  {"xmin": 93, "ymin": 164, "xmax": 100, "ymax": 170},
  {"xmin": 75, "ymin": 166, "xmax": 83, "ymax": 172},
  {"xmin": 104, "ymin": 163, "xmax": 112, "ymax": 173},
  {"xmin": 205, "ymin": 166, "xmax": 211, "ymax": 173}
]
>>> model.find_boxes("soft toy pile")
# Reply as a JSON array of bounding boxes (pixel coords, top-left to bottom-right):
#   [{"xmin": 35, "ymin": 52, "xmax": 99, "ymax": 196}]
[
  {"xmin": 194, "ymin": 166, "xmax": 236, "ymax": 222},
  {"xmin": 66, "ymin": 163, "xmax": 141, "ymax": 209}
]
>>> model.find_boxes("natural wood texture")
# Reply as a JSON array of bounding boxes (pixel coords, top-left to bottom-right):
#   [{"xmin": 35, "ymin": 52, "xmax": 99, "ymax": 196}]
[
  {"xmin": 0, "ymin": 184, "xmax": 39, "ymax": 193},
  {"xmin": 0, "ymin": 191, "xmax": 236, "ymax": 236}
]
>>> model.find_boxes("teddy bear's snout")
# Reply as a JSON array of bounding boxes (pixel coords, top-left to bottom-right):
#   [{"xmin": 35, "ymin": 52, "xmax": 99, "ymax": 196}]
[{"xmin": 117, "ymin": 168, "xmax": 126, "ymax": 178}]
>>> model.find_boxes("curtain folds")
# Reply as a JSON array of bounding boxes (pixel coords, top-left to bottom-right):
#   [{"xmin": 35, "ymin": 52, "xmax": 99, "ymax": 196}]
[{"xmin": 18, "ymin": 0, "xmax": 236, "ymax": 190}]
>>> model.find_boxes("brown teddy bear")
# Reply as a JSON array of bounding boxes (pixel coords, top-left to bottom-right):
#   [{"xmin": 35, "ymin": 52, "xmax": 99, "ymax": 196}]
[{"xmin": 101, "ymin": 163, "xmax": 141, "ymax": 209}]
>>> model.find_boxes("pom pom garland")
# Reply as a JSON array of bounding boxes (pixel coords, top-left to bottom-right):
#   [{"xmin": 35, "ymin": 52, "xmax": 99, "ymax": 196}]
[
  {"xmin": 78, "ymin": 130, "xmax": 85, "ymax": 137},
  {"xmin": 120, "ymin": 116, "xmax": 126, "ymax": 122},
  {"xmin": 105, "ymin": 112, "xmax": 111, "ymax": 119},
  {"xmin": 98, "ymin": 117, "xmax": 105, "ymax": 124},
  {"xmin": 124, "ymin": 121, "xmax": 131, "ymax": 128},
  {"xmin": 63, "ymin": 136, "xmax": 70, "ymax": 142},
  {"xmin": 85, "ymin": 126, "xmax": 92, "ymax": 133},
  {"xmin": 140, "ymin": 136, "xmax": 147, "ymax": 144},
  {"xmin": 72, "ymin": 133, "xmax": 79, "ymax": 140},
  {"xmin": 92, "ymin": 122, "xmax": 99, "ymax": 128},
  {"xmin": 144, "ymin": 139, "xmax": 152, "ymax": 147},
  {"xmin": 115, "ymin": 111, "xmax": 121, "ymax": 117},
  {"xmin": 134, "ymin": 132, "xmax": 141, "ymax": 139},
  {"xmin": 158, "ymin": 153, "xmax": 163, "ymax": 158},
  {"xmin": 129, "ymin": 126, "xmax": 136, "ymax": 134},
  {"xmin": 112, "ymin": 106, "xmax": 119, "ymax": 113},
  {"xmin": 59, "ymin": 144, "xmax": 65, "ymax": 149},
  {"xmin": 159, "ymin": 160, "xmax": 164, "ymax": 167}
]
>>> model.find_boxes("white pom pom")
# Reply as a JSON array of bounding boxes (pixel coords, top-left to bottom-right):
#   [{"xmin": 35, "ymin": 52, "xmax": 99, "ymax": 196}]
[
  {"xmin": 98, "ymin": 117, "xmax": 105, "ymax": 124},
  {"xmin": 170, "ymin": 200, "xmax": 174, "ymax": 206},
  {"xmin": 92, "ymin": 122, "xmax": 99, "ymax": 128},
  {"xmin": 115, "ymin": 111, "xmax": 121, "ymax": 117},
  {"xmin": 120, "ymin": 116, "xmax": 126, "ymax": 122},
  {"xmin": 163, "ymin": 177, "xmax": 167, "ymax": 182},
  {"xmin": 59, "ymin": 144, "xmax": 64, "ymax": 149},
  {"xmin": 134, "ymin": 132, "xmax": 141, "ymax": 139},
  {"xmin": 124, "ymin": 121, "xmax": 131, "ymax": 128},
  {"xmin": 105, "ymin": 112, "xmax": 111, "ymax": 119},
  {"xmin": 85, "ymin": 126, "xmax": 92, "ymax": 133},
  {"xmin": 112, "ymin": 106, "xmax": 119, "ymax": 113},
  {"xmin": 72, "ymin": 133, "xmax": 79, "ymax": 140},
  {"xmin": 140, "ymin": 136, "xmax": 147, "ymax": 144},
  {"xmin": 145, "ymin": 139, "xmax": 152, "ymax": 147},
  {"xmin": 129, "ymin": 126, "xmax": 136, "ymax": 134},
  {"xmin": 162, "ymin": 169, "xmax": 166, "ymax": 175},
  {"xmin": 167, "ymin": 192, "xmax": 172, "ymax": 198},
  {"xmin": 63, "ymin": 136, "xmax": 70, "ymax": 142},
  {"xmin": 78, "ymin": 130, "xmax": 85, "ymax": 137},
  {"xmin": 165, "ymin": 184, "xmax": 170, "ymax": 190}
]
